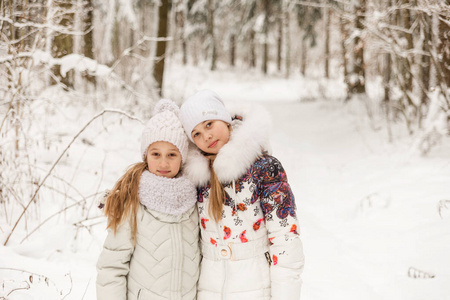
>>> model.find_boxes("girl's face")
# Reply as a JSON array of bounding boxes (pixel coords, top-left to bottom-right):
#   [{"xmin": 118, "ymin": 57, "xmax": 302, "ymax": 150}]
[
  {"xmin": 191, "ymin": 120, "xmax": 231, "ymax": 154},
  {"xmin": 146, "ymin": 141, "xmax": 182, "ymax": 178}
]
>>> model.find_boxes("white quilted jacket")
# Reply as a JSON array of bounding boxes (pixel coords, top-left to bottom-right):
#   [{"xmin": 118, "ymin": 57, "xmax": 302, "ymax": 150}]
[{"xmin": 96, "ymin": 204, "xmax": 200, "ymax": 300}]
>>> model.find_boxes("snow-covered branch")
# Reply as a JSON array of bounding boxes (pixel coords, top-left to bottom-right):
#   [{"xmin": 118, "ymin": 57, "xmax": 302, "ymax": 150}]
[{"xmin": 3, "ymin": 109, "xmax": 144, "ymax": 246}]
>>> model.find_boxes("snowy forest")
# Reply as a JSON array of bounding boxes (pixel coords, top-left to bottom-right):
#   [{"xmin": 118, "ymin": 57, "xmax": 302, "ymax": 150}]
[{"xmin": 1, "ymin": 0, "xmax": 450, "ymax": 299}]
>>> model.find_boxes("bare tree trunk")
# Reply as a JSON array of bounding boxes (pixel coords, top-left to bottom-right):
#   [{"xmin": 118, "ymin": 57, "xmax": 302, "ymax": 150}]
[
  {"xmin": 394, "ymin": 1, "xmax": 416, "ymax": 132},
  {"xmin": 153, "ymin": 0, "xmax": 170, "ymax": 97},
  {"xmin": 402, "ymin": 0, "xmax": 414, "ymax": 93},
  {"xmin": 419, "ymin": 13, "xmax": 431, "ymax": 128},
  {"xmin": 83, "ymin": 0, "xmax": 96, "ymax": 85},
  {"xmin": 230, "ymin": 34, "xmax": 236, "ymax": 66},
  {"xmin": 384, "ymin": 52, "xmax": 392, "ymax": 142},
  {"xmin": 339, "ymin": 15, "xmax": 349, "ymax": 95},
  {"xmin": 111, "ymin": 3, "xmax": 121, "ymax": 64},
  {"xmin": 429, "ymin": 12, "xmax": 439, "ymax": 88},
  {"xmin": 438, "ymin": 14, "xmax": 450, "ymax": 88},
  {"xmin": 7, "ymin": 1, "xmax": 27, "ymax": 156},
  {"xmin": 1, "ymin": 1, "xmax": 7, "ymax": 41},
  {"xmin": 141, "ymin": 0, "xmax": 155, "ymax": 58},
  {"xmin": 284, "ymin": 0, "xmax": 291, "ymax": 78},
  {"xmin": 300, "ymin": 35, "xmax": 307, "ymax": 76},
  {"xmin": 52, "ymin": 0, "xmax": 74, "ymax": 89},
  {"xmin": 207, "ymin": 0, "xmax": 217, "ymax": 71},
  {"xmin": 262, "ymin": 0, "xmax": 270, "ymax": 74},
  {"xmin": 324, "ymin": 4, "xmax": 330, "ymax": 79},
  {"xmin": 83, "ymin": 0, "xmax": 94, "ymax": 59},
  {"xmin": 351, "ymin": 0, "xmax": 366, "ymax": 95},
  {"xmin": 44, "ymin": 0, "xmax": 55, "ymax": 86},
  {"xmin": 277, "ymin": 10, "xmax": 282, "ymax": 72},
  {"xmin": 177, "ymin": 0, "xmax": 188, "ymax": 65},
  {"xmin": 249, "ymin": 29, "xmax": 256, "ymax": 68},
  {"xmin": 383, "ymin": 0, "xmax": 393, "ymax": 142}
]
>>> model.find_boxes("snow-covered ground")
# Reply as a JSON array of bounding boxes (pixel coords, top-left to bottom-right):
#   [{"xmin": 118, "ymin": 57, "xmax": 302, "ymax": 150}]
[{"xmin": 1, "ymin": 64, "xmax": 450, "ymax": 300}]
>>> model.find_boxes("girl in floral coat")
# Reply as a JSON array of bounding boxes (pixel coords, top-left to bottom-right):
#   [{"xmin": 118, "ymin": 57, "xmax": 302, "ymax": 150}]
[{"xmin": 179, "ymin": 90, "xmax": 305, "ymax": 300}]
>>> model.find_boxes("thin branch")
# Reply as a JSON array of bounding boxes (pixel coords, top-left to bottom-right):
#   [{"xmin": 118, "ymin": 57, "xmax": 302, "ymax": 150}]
[
  {"xmin": 4, "ymin": 109, "xmax": 144, "ymax": 246},
  {"xmin": 20, "ymin": 199, "xmax": 84, "ymax": 244}
]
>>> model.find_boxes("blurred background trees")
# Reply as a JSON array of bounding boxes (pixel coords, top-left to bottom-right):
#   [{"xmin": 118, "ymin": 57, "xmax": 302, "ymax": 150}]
[
  {"xmin": 2, "ymin": 0, "xmax": 449, "ymax": 111},
  {"xmin": 2, "ymin": 0, "xmax": 450, "ymax": 159}
]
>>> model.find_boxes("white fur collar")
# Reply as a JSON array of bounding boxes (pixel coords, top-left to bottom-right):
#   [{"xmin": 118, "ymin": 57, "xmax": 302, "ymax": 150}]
[
  {"xmin": 138, "ymin": 170, "xmax": 197, "ymax": 215},
  {"xmin": 184, "ymin": 103, "xmax": 272, "ymax": 186}
]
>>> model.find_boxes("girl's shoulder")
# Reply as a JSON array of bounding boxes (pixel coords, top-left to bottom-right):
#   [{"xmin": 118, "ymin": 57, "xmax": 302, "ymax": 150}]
[{"xmin": 250, "ymin": 155, "xmax": 288, "ymax": 184}]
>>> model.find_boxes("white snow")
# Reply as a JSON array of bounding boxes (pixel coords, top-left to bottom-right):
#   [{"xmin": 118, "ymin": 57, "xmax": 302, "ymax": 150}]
[{"xmin": 1, "ymin": 64, "xmax": 450, "ymax": 300}]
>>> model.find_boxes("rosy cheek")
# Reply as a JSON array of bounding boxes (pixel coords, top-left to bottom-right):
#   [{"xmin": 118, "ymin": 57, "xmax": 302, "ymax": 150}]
[{"xmin": 195, "ymin": 141, "xmax": 204, "ymax": 148}]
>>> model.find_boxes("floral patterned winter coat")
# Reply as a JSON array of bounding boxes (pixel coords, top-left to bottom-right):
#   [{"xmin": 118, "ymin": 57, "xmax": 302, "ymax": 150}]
[{"xmin": 184, "ymin": 104, "xmax": 305, "ymax": 300}]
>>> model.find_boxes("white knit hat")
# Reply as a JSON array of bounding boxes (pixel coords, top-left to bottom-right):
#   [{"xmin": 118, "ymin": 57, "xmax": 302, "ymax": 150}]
[
  {"xmin": 141, "ymin": 99, "xmax": 188, "ymax": 162},
  {"xmin": 179, "ymin": 90, "xmax": 232, "ymax": 142}
]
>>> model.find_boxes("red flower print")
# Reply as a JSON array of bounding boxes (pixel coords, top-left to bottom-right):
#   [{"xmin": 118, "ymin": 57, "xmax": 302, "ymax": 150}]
[
  {"xmin": 253, "ymin": 218, "xmax": 265, "ymax": 231},
  {"xmin": 269, "ymin": 237, "xmax": 275, "ymax": 245},
  {"xmin": 201, "ymin": 218, "xmax": 209, "ymax": 229},
  {"xmin": 224, "ymin": 226, "xmax": 231, "ymax": 239},
  {"xmin": 290, "ymin": 224, "xmax": 298, "ymax": 235},
  {"xmin": 273, "ymin": 254, "xmax": 278, "ymax": 265},
  {"xmin": 239, "ymin": 230, "xmax": 248, "ymax": 243},
  {"xmin": 237, "ymin": 203, "xmax": 247, "ymax": 211},
  {"xmin": 210, "ymin": 238, "xmax": 217, "ymax": 246}
]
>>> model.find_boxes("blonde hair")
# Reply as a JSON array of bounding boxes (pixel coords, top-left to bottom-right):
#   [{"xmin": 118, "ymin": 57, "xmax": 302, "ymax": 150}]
[
  {"xmin": 104, "ymin": 162, "xmax": 147, "ymax": 245},
  {"xmin": 206, "ymin": 156, "xmax": 225, "ymax": 222},
  {"xmin": 204, "ymin": 122, "xmax": 232, "ymax": 222}
]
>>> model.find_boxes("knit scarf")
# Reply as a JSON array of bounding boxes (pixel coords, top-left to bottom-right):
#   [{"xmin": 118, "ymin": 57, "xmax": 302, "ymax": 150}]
[{"xmin": 138, "ymin": 170, "xmax": 197, "ymax": 216}]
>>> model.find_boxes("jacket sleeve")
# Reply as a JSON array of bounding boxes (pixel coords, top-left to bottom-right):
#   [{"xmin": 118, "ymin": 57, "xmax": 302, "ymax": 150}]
[
  {"xmin": 255, "ymin": 156, "xmax": 305, "ymax": 300},
  {"xmin": 96, "ymin": 217, "xmax": 135, "ymax": 300}
]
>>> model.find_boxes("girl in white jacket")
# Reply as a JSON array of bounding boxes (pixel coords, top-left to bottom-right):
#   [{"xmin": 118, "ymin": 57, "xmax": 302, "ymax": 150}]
[
  {"xmin": 179, "ymin": 90, "xmax": 305, "ymax": 300},
  {"xmin": 96, "ymin": 99, "xmax": 200, "ymax": 300}
]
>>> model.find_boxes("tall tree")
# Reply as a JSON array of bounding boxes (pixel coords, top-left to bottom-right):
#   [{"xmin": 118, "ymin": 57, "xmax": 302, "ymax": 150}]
[
  {"xmin": 83, "ymin": 0, "xmax": 96, "ymax": 85},
  {"xmin": 283, "ymin": 0, "xmax": 291, "ymax": 78},
  {"xmin": 419, "ymin": 13, "xmax": 431, "ymax": 119},
  {"xmin": 350, "ymin": 0, "xmax": 366, "ymax": 95},
  {"xmin": 207, "ymin": 0, "xmax": 217, "ymax": 70},
  {"xmin": 153, "ymin": 0, "xmax": 171, "ymax": 96},
  {"xmin": 339, "ymin": 14, "xmax": 349, "ymax": 85},
  {"xmin": 262, "ymin": 0, "xmax": 270, "ymax": 74},
  {"xmin": 224, "ymin": 0, "xmax": 242, "ymax": 67},
  {"xmin": 399, "ymin": 0, "xmax": 414, "ymax": 110},
  {"xmin": 382, "ymin": 0, "xmax": 393, "ymax": 142},
  {"xmin": 230, "ymin": 33, "xmax": 236, "ymax": 66},
  {"xmin": 438, "ymin": 13, "xmax": 450, "ymax": 88},
  {"xmin": 242, "ymin": 0, "xmax": 258, "ymax": 68},
  {"xmin": 176, "ymin": 0, "xmax": 188, "ymax": 65},
  {"xmin": 52, "ymin": 0, "xmax": 74, "ymax": 89},
  {"xmin": 296, "ymin": 1, "xmax": 321, "ymax": 76},
  {"xmin": 324, "ymin": 3, "xmax": 331, "ymax": 78},
  {"xmin": 276, "ymin": 1, "xmax": 282, "ymax": 72}
]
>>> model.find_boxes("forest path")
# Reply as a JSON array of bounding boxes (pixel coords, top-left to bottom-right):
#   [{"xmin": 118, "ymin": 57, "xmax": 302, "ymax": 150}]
[
  {"xmin": 259, "ymin": 99, "xmax": 450, "ymax": 300},
  {"xmin": 263, "ymin": 100, "xmax": 387, "ymax": 300}
]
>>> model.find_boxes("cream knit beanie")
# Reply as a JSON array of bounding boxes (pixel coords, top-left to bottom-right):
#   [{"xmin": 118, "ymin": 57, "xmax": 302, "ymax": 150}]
[
  {"xmin": 179, "ymin": 90, "xmax": 232, "ymax": 142},
  {"xmin": 141, "ymin": 99, "xmax": 188, "ymax": 162}
]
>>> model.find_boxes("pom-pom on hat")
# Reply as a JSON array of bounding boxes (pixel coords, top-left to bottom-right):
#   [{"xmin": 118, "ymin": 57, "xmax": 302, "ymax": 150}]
[
  {"xmin": 179, "ymin": 90, "xmax": 232, "ymax": 142},
  {"xmin": 141, "ymin": 99, "xmax": 188, "ymax": 162}
]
